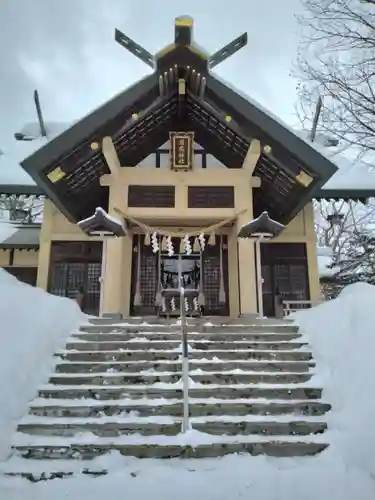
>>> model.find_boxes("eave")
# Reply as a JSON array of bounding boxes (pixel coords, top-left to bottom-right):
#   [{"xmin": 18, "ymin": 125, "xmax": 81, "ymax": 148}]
[
  {"xmin": 18, "ymin": 67, "xmax": 340, "ymax": 224},
  {"xmin": 0, "ymin": 184, "xmax": 44, "ymax": 197}
]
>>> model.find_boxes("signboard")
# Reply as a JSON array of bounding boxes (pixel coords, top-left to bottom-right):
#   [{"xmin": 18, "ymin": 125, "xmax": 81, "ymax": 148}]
[{"xmin": 170, "ymin": 132, "xmax": 194, "ymax": 171}]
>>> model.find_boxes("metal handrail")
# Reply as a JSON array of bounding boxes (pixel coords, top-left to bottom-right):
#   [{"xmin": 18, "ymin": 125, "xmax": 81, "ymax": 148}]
[
  {"xmin": 160, "ymin": 279, "xmax": 196, "ymax": 432},
  {"xmin": 179, "ymin": 277, "xmax": 190, "ymax": 433}
]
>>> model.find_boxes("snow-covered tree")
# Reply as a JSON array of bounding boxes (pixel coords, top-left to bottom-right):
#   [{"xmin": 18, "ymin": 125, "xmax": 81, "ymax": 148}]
[
  {"xmin": 331, "ymin": 229, "xmax": 375, "ymax": 284},
  {"xmin": 296, "ymin": 0, "xmax": 375, "ymax": 157},
  {"xmin": 0, "ymin": 195, "xmax": 43, "ymax": 223}
]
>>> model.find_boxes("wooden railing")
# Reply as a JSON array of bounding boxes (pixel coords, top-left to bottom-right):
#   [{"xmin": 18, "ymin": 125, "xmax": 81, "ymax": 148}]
[{"xmin": 282, "ymin": 300, "xmax": 322, "ymax": 317}]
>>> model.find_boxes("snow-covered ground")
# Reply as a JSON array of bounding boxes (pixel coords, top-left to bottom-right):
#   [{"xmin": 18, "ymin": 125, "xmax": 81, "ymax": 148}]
[{"xmin": 0, "ymin": 273, "xmax": 375, "ymax": 499}]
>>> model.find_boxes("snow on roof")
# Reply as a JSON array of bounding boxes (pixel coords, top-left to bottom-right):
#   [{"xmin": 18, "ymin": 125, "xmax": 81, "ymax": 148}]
[
  {"xmin": 0, "ymin": 224, "xmax": 40, "ymax": 249},
  {"xmin": 79, "ymin": 207, "xmax": 124, "ymax": 228},
  {"xmin": 297, "ymin": 130, "xmax": 375, "ymax": 191},
  {"xmin": 321, "ymin": 154, "xmax": 375, "ymax": 191},
  {"xmin": 0, "ymin": 221, "xmax": 18, "ymax": 244},
  {"xmin": 0, "ymin": 122, "xmax": 70, "ymax": 185},
  {"xmin": 213, "ymin": 72, "xmax": 375, "ymax": 193}
]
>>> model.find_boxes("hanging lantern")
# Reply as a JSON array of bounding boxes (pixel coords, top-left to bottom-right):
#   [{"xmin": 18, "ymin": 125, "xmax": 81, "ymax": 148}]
[{"xmin": 193, "ymin": 237, "xmax": 201, "ymax": 253}]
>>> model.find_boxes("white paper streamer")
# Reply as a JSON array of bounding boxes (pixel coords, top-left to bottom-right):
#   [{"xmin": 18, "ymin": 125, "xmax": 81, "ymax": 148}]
[
  {"xmin": 151, "ymin": 232, "xmax": 159, "ymax": 253},
  {"xmin": 198, "ymin": 233, "xmax": 206, "ymax": 251},
  {"xmin": 184, "ymin": 234, "xmax": 192, "ymax": 255},
  {"xmin": 193, "ymin": 296, "xmax": 199, "ymax": 311},
  {"xmin": 167, "ymin": 235, "xmax": 174, "ymax": 256}
]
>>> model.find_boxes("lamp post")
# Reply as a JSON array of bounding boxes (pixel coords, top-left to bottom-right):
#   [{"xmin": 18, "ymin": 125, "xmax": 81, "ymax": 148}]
[
  {"xmin": 238, "ymin": 211, "xmax": 285, "ymax": 318},
  {"xmin": 77, "ymin": 207, "xmax": 127, "ymax": 316}
]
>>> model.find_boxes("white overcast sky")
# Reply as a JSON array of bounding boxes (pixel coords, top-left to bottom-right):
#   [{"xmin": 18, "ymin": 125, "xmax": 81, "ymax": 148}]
[{"xmin": 0, "ymin": 0, "xmax": 305, "ymax": 183}]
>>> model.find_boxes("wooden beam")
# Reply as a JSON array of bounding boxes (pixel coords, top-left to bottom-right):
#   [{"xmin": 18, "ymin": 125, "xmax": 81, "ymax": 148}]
[
  {"xmin": 102, "ymin": 136, "xmax": 122, "ymax": 175},
  {"xmin": 242, "ymin": 139, "xmax": 261, "ymax": 174}
]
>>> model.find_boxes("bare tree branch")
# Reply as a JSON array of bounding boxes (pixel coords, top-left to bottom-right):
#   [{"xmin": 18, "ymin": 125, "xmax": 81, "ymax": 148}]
[{"xmin": 295, "ymin": 0, "xmax": 375, "ymax": 155}]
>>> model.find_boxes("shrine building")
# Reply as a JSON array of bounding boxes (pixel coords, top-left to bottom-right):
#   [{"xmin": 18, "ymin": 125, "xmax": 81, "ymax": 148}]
[{"xmin": 1, "ymin": 16, "xmax": 374, "ymax": 318}]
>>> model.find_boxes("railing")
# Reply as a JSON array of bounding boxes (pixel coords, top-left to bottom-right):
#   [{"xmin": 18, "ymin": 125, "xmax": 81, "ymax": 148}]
[
  {"xmin": 282, "ymin": 300, "xmax": 322, "ymax": 317},
  {"xmin": 161, "ymin": 280, "xmax": 196, "ymax": 433},
  {"xmin": 179, "ymin": 281, "xmax": 190, "ymax": 433}
]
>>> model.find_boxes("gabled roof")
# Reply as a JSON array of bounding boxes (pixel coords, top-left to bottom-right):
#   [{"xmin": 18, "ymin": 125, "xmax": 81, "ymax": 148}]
[
  {"xmin": 20, "ymin": 17, "xmax": 339, "ymax": 224},
  {"xmin": 0, "ymin": 223, "xmax": 40, "ymax": 249}
]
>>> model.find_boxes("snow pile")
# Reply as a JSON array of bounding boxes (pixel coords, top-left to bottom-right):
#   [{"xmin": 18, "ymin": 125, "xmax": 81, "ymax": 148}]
[
  {"xmin": 2, "ymin": 282, "xmax": 375, "ymax": 498},
  {"xmin": 295, "ymin": 282, "xmax": 375, "ymax": 477},
  {"xmin": 0, "ymin": 269, "xmax": 85, "ymax": 461}
]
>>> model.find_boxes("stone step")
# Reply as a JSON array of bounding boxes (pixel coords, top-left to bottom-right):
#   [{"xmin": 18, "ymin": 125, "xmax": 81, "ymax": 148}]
[
  {"xmin": 28, "ymin": 400, "xmax": 331, "ymax": 418},
  {"xmin": 88, "ymin": 316, "xmax": 295, "ymax": 326},
  {"xmin": 12, "ymin": 440, "xmax": 328, "ymax": 460},
  {"xmin": 65, "ymin": 341, "xmax": 307, "ymax": 352},
  {"xmin": 38, "ymin": 385, "xmax": 323, "ymax": 400},
  {"xmin": 17, "ymin": 419, "xmax": 327, "ymax": 438},
  {"xmin": 79, "ymin": 324, "xmax": 299, "ymax": 334},
  {"xmin": 57, "ymin": 349, "xmax": 313, "ymax": 362},
  {"xmin": 4, "ymin": 470, "xmax": 107, "ymax": 481},
  {"xmin": 72, "ymin": 331, "xmax": 302, "ymax": 342},
  {"xmin": 55, "ymin": 360, "xmax": 315, "ymax": 374},
  {"xmin": 48, "ymin": 372, "xmax": 312, "ymax": 386}
]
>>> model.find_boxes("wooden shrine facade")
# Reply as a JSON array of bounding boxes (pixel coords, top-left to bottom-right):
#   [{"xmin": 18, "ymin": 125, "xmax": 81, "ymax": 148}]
[{"xmin": 1, "ymin": 17, "xmax": 374, "ymax": 318}]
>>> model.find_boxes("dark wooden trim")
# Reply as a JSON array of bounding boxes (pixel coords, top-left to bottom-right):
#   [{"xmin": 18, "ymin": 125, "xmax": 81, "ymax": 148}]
[
  {"xmin": 187, "ymin": 186, "xmax": 235, "ymax": 208},
  {"xmin": 205, "ymin": 75, "xmax": 337, "ymax": 181},
  {"xmin": 0, "ymin": 184, "xmax": 44, "ymax": 196},
  {"xmin": 4, "ymin": 266, "xmax": 38, "ymax": 286},
  {"xmin": 128, "ymin": 185, "xmax": 175, "ymax": 208},
  {"xmin": 9, "ymin": 249, "xmax": 14, "ymax": 266}
]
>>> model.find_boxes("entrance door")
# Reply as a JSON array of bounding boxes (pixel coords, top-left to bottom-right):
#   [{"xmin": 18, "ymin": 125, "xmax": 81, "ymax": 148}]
[
  {"xmin": 261, "ymin": 243, "xmax": 310, "ymax": 317},
  {"xmin": 160, "ymin": 254, "xmax": 201, "ymax": 315},
  {"xmin": 130, "ymin": 235, "xmax": 229, "ymax": 316},
  {"xmin": 161, "ymin": 255, "xmax": 200, "ymax": 291},
  {"xmin": 48, "ymin": 242, "xmax": 102, "ymax": 316}
]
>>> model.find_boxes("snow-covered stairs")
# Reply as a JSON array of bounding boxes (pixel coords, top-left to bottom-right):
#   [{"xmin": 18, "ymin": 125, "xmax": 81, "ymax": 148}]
[{"xmin": 10, "ymin": 317, "xmax": 330, "ymax": 472}]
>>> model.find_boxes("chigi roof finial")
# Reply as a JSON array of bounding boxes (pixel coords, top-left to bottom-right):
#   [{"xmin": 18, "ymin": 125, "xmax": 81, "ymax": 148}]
[{"xmin": 114, "ymin": 16, "xmax": 248, "ymax": 71}]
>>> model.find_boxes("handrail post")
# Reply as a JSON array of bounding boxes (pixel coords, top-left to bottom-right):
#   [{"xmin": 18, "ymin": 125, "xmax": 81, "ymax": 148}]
[{"xmin": 179, "ymin": 276, "xmax": 190, "ymax": 433}]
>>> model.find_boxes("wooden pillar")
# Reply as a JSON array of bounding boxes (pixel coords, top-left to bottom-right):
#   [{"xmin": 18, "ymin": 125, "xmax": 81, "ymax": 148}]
[
  {"xmin": 228, "ymin": 227, "xmax": 240, "ymax": 317},
  {"xmin": 36, "ymin": 199, "xmax": 53, "ymax": 290},
  {"xmin": 304, "ymin": 203, "xmax": 322, "ymax": 302},
  {"xmin": 236, "ymin": 212, "xmax": 258, "ymax": 317},
  {"xmin": 101, "ymin": 236, "xmax": 126, "ymax": 316}
]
